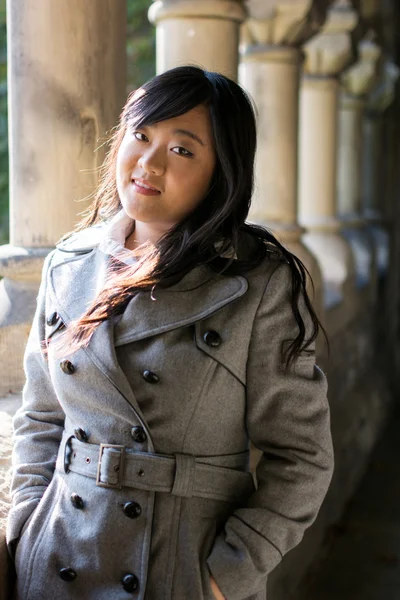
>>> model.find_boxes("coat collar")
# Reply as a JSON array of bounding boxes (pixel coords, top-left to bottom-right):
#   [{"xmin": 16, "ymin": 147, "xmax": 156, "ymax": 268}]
[
  {"xmin": 48, "ymin": 248, "xmax": 248, "ymax": 345},
  {"xmin": 52, "ymin": 207, "xmax": 246, "ymax": 309}
]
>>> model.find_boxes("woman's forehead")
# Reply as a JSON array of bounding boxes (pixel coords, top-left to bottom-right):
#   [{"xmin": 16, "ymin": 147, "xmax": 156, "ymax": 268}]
[
  {"xmin": 130, "ymin": 105, "xmax": 214, "ymax": 144},
  {"xmin": 140, "ymin": 104, "xmax": 210, "ymax": 129}
]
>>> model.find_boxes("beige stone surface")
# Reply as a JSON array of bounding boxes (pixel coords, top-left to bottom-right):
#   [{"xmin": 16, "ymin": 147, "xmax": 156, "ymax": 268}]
[
  {"xmin": 297, "ymin": 0, "xmax": 360, "ymax": 307},
  {"xmin": 149, "ymin": 0, "xmax": 246, "ymax": 80},
  {"xmin": 302, "ymin": 0, "xmax": 358, "ymax": 77},
  {"xmin": 7, "ymin": 0, "xmax": 127, "ymax": 248},
  {"xmin": 0, "ymin": 394, "xmax": 21, "ymax": 533}
]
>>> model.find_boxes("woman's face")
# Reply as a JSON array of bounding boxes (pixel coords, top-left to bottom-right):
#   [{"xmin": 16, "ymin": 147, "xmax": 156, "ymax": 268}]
[{"xmin": 116, "ymin": 104, "xmax": 217, "ymax": 234}]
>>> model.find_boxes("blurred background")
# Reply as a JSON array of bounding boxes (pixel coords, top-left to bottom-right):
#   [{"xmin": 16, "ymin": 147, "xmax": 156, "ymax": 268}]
[{"xmin": 1, "ymin": 1, "xmax": 400, "ymax": 599}]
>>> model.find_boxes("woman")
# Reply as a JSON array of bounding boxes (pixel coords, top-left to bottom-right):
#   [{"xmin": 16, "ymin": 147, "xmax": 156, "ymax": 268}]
[{"xmin": 6, "ymin": 65, "xmax": 334, "ymax": 600}]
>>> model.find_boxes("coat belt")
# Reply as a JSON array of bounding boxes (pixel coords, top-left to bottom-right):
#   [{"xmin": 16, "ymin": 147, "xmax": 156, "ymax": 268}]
[{"xmin": 55, "ymin": 431, "xmax": 256, "ymax": 504}]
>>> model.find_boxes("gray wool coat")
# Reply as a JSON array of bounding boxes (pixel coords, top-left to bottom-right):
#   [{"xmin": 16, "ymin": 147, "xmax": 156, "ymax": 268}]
[{"xmin": 6, "ymin": 211, "xmax": 334, "ymax": 600}]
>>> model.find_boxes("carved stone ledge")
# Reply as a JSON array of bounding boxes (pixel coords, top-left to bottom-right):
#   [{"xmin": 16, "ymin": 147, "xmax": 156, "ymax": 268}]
[
  {"xmin": 239, "ymin": 0, "xmax": 327, "ymax": 61},
  {"xmin": 366, "ymin": 59, "xmax": 400, "ymax": 114},
  {"xmin": 302, "ymin": 0, "xmax": 358, "ymax": 76},
  {"xmin": 149, "ymin": 0, "xmax": 247, "ymax": 24},
  {"xmin": 341, "ymin": 32, "xmax": 381, "ymax": 98},
  {"xmin": 243, "ymin": 0, "xmax": 330, "ymax": 47}
]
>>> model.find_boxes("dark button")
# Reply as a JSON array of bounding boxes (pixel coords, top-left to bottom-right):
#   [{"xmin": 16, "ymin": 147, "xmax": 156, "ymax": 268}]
[
  {"xmin": 46, "ymin": 311, "xmax": 59, "ymax": 326},
  {"xmin": 60, "ymin": 359, "xmax": 75, "ymax": 374},
  {"xmin": 74, "ymin": 427, "xmax": 88, "ymax": 443},
  {"xmin": 70, "ymin": 493, "xmax": 84, "ymax": 509},
  {"xmin": 59, "ymin": 567, "xmax": 77, "ymax": 582},
  {"xmin": 142, "ymin": 370, "xmax": 159, "ymax": 384},
  {"xmin": 123, "ymin": 501, "xmax": 142, "ymax": 519},
  {"xmin": 203, "ymin": 330, "xmax": 221, "ymax": 347},
  {"xmin": 121, "ymin": 573, "xmax": 139, "ymax": 593},
  {"xmin": 131, "ymin": 426, "xmax": 147, "ymax": 444}
]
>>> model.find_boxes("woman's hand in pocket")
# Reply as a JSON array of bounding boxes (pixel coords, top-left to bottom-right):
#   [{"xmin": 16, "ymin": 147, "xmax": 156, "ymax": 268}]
[{"xmin": 210, "ymin": 574, "xmax": 226, "ymax": 600}]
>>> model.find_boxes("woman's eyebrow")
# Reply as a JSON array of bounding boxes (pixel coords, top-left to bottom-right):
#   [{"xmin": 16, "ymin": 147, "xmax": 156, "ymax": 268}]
[{"xmin": 173, "ymin": 128, "xmax": 205, "ymax": 147}]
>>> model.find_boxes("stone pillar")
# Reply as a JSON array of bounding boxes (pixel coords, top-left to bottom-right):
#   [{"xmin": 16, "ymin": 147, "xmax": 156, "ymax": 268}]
[
  {"xmin": 362, "ymin": 60, "xmax": 400, "ymax": 276},
  {"xmin": 239, "ymin": 1, "xmax": 330, "ymax": 318},
  {"xmin": 298, "ymin": 0, "xmax": 358, "ymax": 311},
  {"xmin": 0, "ymin": 0, "xmax": 127, "ymax": 395},
  {"xmin": 363, "ymin": 111, "xmax": 382, "ymax": 224},
  {"xmin": 337, "ymin": 34, "xmax": 381, "ymax": 291},
  {"xmin": 148, "ymin": 0, "xmax": 247, "ymax": 80}
]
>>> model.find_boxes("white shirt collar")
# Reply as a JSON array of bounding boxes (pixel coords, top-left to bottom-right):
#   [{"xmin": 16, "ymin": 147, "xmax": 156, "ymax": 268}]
[{"xmin": 97, "ymin": 208, "xmax": 138, "ymax": 266}]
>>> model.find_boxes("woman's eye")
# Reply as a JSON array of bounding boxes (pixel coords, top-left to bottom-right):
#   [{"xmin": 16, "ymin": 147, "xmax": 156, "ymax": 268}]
[
  {"xmin": 172, "ymin": 146, "xmax": 193, "ymax": 157},
  {"xmin": 133, "ymin": 131, "xmax": 148, "ymax": 142}
]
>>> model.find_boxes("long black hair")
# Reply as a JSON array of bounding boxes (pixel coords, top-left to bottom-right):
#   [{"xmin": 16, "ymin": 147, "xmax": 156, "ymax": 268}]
[{"xmin": 50, "ymin": 65, "xmax": 325, "ymax": 367}]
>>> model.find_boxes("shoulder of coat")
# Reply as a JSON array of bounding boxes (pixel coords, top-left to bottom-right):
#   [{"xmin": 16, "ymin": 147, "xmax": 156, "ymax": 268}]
[
  {"xmin": 247, "ymin": 243, "xmax": 288, "ymax": 279},
  {"xmin": 264, "ymin": 241, "xmax": 288, "ymax": 264},
  {"xmin": 234, "ymin": 245, "xmax": 288, "ymax": 299},
  {"xmin": 54, "ymin": 222, "xmax": 107, "ymax": 254}
]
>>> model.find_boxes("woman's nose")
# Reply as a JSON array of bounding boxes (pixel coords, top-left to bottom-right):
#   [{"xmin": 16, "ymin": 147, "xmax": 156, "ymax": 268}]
[{"xmin": 138, "ymin": 150, "xmax": 165, "ymax": 176}]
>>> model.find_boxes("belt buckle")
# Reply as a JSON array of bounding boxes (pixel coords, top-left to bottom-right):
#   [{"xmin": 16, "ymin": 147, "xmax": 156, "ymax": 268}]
[{"xmin": 96, "ymin": 443, "xmax": 126, "ymax": 489}]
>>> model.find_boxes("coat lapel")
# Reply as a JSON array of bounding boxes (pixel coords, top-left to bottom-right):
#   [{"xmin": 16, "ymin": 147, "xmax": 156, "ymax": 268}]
[
  {"xmin": 112, "ymin": 265, "xmax": 248, "ymax": 347},
  {"xmin": 47, "ymin": 237, "xmax": 248, "ymax": 417}
]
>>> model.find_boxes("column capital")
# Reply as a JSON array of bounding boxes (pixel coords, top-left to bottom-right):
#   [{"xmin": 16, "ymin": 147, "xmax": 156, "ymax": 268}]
[
  {"xmin": 240, "ymin": 0, "xmax": 328, "ymax": 48},
  {"xmin": 366, "ymin": 59, "xmax": 400, "ymax": 114},
  {"xmin": 148, "ymin": 0, "xmax": 247, "ymax": 25},
  {"xmin": 240, "ymin": 44, "xmax": 301, "ymax": 65},
  {"xmin": 340, "ymin": 32, "xmax": 381, "ymax": 98},
  {"xmin": 302, "ymin": 0, "xmax": 359, "ymax": 77}
]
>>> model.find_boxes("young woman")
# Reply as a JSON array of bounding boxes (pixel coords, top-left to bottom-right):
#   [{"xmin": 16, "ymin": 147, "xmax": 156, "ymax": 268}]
[{"xmin": 6, "ymin": 65, "xmax": 334, "ymax": 600}]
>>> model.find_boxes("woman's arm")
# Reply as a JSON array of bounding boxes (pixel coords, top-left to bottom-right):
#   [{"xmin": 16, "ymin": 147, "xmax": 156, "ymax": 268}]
[
  {"xmin": 6, "ymin": 248, "xmax": 66, "ymax": 559},
  {"xmin": 206, "ymin": 261, "xmax": 334, "ymax": 600}
]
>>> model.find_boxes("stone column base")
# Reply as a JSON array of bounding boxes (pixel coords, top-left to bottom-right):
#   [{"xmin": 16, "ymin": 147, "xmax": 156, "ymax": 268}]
[{"xmin": 0, "ymin": 246, "xmax": 52, "ymax": 396}]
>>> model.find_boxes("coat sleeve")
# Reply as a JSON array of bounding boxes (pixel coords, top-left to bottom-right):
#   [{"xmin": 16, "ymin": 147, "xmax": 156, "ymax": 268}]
[
  {"xmin": 6, "ymin": 248, "xmax": 65, "ymax": 558},
  {"xmin": 206, "ymin": 261, "xmax": 334, "ymax": 600}
]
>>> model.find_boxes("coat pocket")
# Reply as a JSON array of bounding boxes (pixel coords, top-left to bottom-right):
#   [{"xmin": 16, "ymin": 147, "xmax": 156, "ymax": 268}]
[
  {"xmin": 14, "ymin": 473, "xmax": 64, "ymax": 598},
  {"xmin": 14, "ymin": 501, "xmax": 39, "ymax": 554},
  {"xmin": 170, "ymin": 509, "xmax": 219, "ymax": 600}
]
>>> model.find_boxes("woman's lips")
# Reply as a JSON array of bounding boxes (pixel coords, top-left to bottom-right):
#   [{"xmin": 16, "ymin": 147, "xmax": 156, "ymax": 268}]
[{"xmin": 131, "ymin": 179, "xmax": 161, "ymax": 196}]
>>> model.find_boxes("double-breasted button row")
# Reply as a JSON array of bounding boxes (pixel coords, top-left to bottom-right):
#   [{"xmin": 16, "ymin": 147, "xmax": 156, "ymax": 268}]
[
  {"xmin": 59, "ymin": 568, "xmax": 139, "ymax": 593},
  {"xmin": 70, "ymin": 493, "xmax": 141, "ymax": 518}
]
